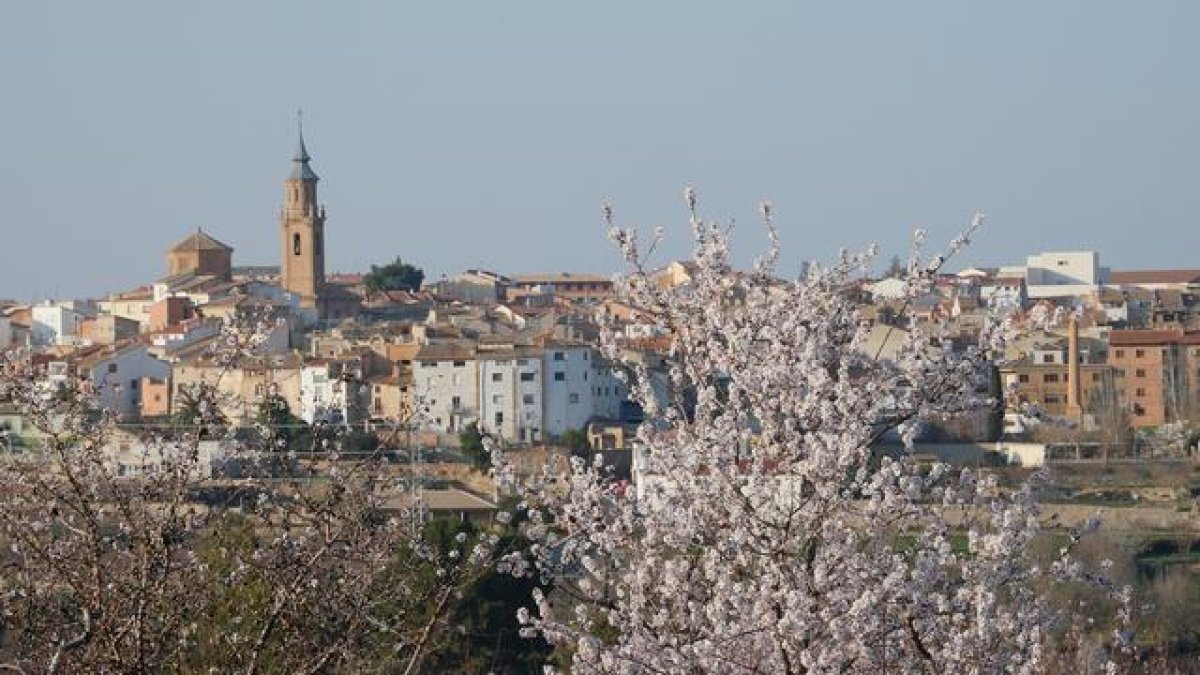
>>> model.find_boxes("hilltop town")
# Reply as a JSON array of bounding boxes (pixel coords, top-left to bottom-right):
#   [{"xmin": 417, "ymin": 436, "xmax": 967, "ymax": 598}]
[
  {"xmin": 6, "ymin": 128, "xmax": 1200, "ymax": 669},
  {"xmin": 4, "ymin": 128, "xmax": 1199, "ymax": 482}
]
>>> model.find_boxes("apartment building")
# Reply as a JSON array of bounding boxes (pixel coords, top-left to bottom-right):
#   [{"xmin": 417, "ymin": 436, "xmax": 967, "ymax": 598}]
[{"xmin": 1108, "ymin": 329, "xmax": 1200, "ymax": 427}]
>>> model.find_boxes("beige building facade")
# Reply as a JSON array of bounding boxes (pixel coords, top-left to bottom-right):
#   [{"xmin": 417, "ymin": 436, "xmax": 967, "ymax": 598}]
[{"xmin": 172, "ymin": 355, "xmax": 303, "ymax": 425}]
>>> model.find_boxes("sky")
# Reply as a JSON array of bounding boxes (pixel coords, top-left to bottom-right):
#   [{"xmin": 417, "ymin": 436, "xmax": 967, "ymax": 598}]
[{"xmin": 1, "ymin": 1, "xmax": 1198, "ymax": 300}]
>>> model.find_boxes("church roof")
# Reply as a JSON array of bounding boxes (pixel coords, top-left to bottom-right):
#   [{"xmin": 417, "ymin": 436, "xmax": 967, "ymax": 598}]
[
  {"xmin": 169, "ymin": 229, "xmax": 233, "ymax": 253},
  {"xmin": 289, "ymin": 120, "xmax": 319, "ymax": 182}
]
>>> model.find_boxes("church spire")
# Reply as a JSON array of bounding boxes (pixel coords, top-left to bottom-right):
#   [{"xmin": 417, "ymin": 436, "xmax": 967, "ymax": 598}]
[{"xmin": 289, "ymin": 110, "xmax": 319, "ymax": 181}]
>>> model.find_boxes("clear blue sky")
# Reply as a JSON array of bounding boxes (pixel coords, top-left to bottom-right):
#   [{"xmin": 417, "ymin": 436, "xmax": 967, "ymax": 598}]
[{"xmin": 2, "ymin": 1, "xmax": 1197, "ymax": 300}]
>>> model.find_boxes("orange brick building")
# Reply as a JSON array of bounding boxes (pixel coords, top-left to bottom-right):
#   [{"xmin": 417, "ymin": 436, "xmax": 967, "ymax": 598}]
[
  {"xmin": 1001, "ymin": 338, "xmax": 1116, "ymax": 420},
  {"xmin": 1108, "ymin": 329, "xmax": 1200, "ymax": 428}
]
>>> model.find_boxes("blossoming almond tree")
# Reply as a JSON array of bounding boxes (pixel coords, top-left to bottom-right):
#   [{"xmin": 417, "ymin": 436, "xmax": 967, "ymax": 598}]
[{"xmin": 498, "ymin": 191, "xmax": 1116, "ymax": 674}]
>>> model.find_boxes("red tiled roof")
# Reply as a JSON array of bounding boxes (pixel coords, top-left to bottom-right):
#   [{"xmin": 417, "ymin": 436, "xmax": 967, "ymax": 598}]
[
  {"xmin": 327, "ymin": 273, "xmax": 364, "ymax": 285},
  {"xmin": 1108, "ymin": 329, "xmax": 1186, "ymax": 346},
  {"xmin": 1109, "ymin": 270, "xmax": 1200, "ymax": 285},
  {"xmin": 169, "ymin": 229, "xmax": 233, "ymax": 253}
]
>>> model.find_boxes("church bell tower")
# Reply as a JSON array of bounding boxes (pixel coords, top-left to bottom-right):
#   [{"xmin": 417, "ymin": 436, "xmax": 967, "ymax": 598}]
[{"xmin": 280, "ymin": 113, "xmax": 325, "ymax": 310}]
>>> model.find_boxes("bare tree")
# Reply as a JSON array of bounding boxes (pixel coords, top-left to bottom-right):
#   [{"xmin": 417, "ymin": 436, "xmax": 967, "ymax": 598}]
[{"xmin": 0, "ymin": 311, "xmax": 510, "ymax": 673}]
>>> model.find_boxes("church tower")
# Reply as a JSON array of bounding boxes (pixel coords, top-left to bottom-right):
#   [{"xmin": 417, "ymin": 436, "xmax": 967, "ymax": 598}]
[{"xmin": 280, "ymin": 115, "xmax": 325, "ymax": 310}]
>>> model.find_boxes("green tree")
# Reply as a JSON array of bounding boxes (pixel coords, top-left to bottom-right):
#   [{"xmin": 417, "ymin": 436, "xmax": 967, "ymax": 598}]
[
  {"xmin": 364, "ymin": 257, "xmax": 425, "ymax": 293},
  {"xmin": 173, "ymin": 383, "xmax": 227, "ymax": 427},
  {"xmin": 256, "ymin": 393, "xmax": 310, "ymax": 449},
  {"xmin": 885, "ymin": 254, "xmax": 905, "ymax": 278},
  {"xmin": 560, "ymin": 428, "xmax": 591, "ymax": 459},
  {"xmin": 172, "ymin": 382, "xmax": 228, "ymax": 438},
  {"xmin": 423, "ymin": 518, "xmax": 554, "ymax": 673},
  {"xmin": 183, "ymin": 514, "xmax": 278, "ymax": 672},
  {"xmin": 459, "ymin": 422, "xmax": 489, "ymax": 470}
]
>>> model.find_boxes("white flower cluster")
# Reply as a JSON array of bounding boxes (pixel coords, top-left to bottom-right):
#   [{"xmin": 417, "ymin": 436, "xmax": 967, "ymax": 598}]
[{"xmin": 493, "ymin": 194, "xmax": 1117, "ymax": 673}]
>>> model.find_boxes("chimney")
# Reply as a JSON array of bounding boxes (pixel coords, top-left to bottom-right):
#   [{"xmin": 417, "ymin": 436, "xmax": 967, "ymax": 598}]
[{"xmin": 1066, "ymin": 314, "xmax": 1083, "ymax": 421}]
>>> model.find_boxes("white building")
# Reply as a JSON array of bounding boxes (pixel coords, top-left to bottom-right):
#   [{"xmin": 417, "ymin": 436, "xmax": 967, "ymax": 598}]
[
  {"xmin": 0, "ymin": 315, "xmax": 11, "ymax": 349},
  {"xmin": 542, "ymin": 345, "xmax": 625, "ymax": 438},
  {"xmin": 979, "ymin": 276, "xmax": 1027, "ymax": 310},
  {"xmin": 98, "ymin": 291, "xmax": 155, "ymax": 328},
  {"xmin": 406, "ymin": 340, "xmax": 633, "ymax": 444},
  {"xmin": 31, "ymin": 301, "xmax": 93, "ymax": 347},
  {"xmin": 1019, "ymin": 251, "xmax": 1109, "ymax": 300},
  {"xmin": 299, "ymin": 360, "xmax": 360, "ymax": 426},
  {"xmin": 411, "ymin": 344, "xmax": 479, "ymax": 434},
  {"xmin": 478, "ymin": 349, "xmax": 544, "ymax": 444},
  {"xmin": 108, "ymin": 438, "xmax": 233, "ymax": 480},
  {"xmin": 79, "ymin": 344, "xmax": 172, "ymax": 419},
  {"xmin": 146, "ymin": 318, "xmax": 221, "ymax": 359}
]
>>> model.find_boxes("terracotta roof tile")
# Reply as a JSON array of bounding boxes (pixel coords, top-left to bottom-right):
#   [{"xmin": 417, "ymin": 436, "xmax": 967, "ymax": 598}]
[
  {"xmin": 1109, "ymin": 270, "xmax": 1200, "ymax": 285},
  {"xmin": 1108, "ymin": 329, "xmax": 1186, "ymax": 346}
]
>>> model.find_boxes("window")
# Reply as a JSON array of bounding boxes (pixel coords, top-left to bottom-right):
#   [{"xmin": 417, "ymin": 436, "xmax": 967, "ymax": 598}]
[
  {"xmin": 1092, "ymin": 373, "xmax": 1101, "ymax": 382},
  {"xmin": 129, "ymin": 379, "xmax": 138, "ymax": 390},
  {"xmin": 451, "ymin": 395, "xmax": 461, "ymax": 409},
  {"xmin": 554, "ymin": 372, "xmax": 565, "ymax": 382},
  {"xmin": 293, "ymin": 233, "xmax": 302, "ymax": 255},
  {"xmin": 107, "ymin": 363, "xmax": 118, "ymax": 373},
  {"xmin": 569, "ymin": 393, "xmax": 579, "ymax": 404},
  {"xmin": 492, "ymin": 373, "xmax": 503, "ymax": 382},
  {"xmin": 518, "ymin": 359, "xmax": 528, "ymax": 366},
  {"xmin": 1115, "ymin": 350, "xmax": 1125, "ymax": 358},
  {"xmin": 584, "ymin": 372, "xmax": 588, "ymax": 381},
  {"xmin": 453, "ymin": 360, "xmax": 466, "ymax": 367},
  {"xmin": 1041, "ymin": 354, "xmax": 1054, "ymax": 364},
  {"xmin": 1044, "ymin": 394, "xmax": 1061, "ymax": 405},
  {"xmin": 583, "ymin": 352, "xmax": 589, "ymax": 361},
  {"xmin": 523, "ymin": 394, "xmax": 535, "ymax": 405},
  {"xmin": 1135, "ymin": 349, "xmax": 1145, "ymax": 358},
  {"xmin": 495, "ymin": 412, "xmax": 504, "ymax": 426},
  {"xmin": 492, "ymin": 394, "xmax": 501, "ymax": 404},
  {"xmin": 1135, "ymin": 369, "xmax": 1146, "ymax": 378},
  {"xmin": 1043, "ymin": 374, "xmax": 1059, "ymax": 383},
  {"xmin": 553, "ymin": 352, "xmax": 565, "ymax": 361},
  {"xmin": 1018, "ymin": 374, "xmax": 1029, "ymax": 384},
  {"xmin": 1135, "ymin": 388, "xmax": 1147, "ymax": 397},
  {"xmin": 520, "ymin": 372, "xmax": 535, "ymax": 382}
]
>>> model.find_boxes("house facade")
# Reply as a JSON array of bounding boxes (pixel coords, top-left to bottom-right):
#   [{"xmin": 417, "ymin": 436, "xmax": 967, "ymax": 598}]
[
  {"xmin": 1108, "ymin": 329, "xmax": 1200, "ymax": 428},
  {"xmin": 79, "ymin": 345, "xmax": 172, "ymax": 420}
]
